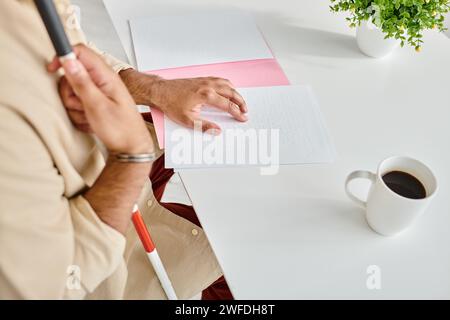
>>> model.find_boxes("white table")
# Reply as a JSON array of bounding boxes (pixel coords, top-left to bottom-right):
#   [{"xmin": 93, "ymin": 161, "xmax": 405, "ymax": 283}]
[{"xmin": 100, "ymin": 0, "xmax": 450, "ymax": 299}]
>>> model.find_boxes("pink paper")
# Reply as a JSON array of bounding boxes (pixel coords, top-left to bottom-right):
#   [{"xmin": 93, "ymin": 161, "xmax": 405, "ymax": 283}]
[{"xmin": 146, "ymin": 59, "xmax": 290, "ymax": 148}]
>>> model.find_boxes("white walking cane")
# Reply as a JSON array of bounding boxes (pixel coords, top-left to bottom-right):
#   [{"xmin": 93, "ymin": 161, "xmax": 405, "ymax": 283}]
[{"xmin": 131, "ymin": 204, "xmax": 178, "ymax": 300}]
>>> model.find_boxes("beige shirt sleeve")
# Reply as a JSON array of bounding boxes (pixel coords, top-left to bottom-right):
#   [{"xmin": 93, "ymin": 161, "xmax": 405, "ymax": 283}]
[
  {"xmin": 87, "ymin": 41, "xmax": 133, "ymax": 73},
  {"xmin": 0, "ymin": 106, "xmax": 126, "ymax": 299},
  {"xmin": 57, "ymin": 0, "xmax": 133, "ymax": 73}
]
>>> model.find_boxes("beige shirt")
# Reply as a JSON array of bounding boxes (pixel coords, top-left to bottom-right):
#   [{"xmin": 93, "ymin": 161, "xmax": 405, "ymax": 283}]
[{"xmin": 0, "ymin": 0, "xmax": 221, "ymax": 299}]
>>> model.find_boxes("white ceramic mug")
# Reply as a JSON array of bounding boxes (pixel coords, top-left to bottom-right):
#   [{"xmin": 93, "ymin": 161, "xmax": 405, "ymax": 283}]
[{"xmin": 345, "ymin": 156, "xmax": 438, "ymax": 236}]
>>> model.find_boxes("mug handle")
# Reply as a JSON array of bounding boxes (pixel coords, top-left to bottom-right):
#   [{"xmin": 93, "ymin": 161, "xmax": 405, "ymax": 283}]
[{"xmin": 345, "ymin": 170, "xmax": 376, "ymax": 208}]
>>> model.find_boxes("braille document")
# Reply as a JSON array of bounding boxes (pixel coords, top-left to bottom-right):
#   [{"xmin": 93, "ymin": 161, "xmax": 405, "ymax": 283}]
[
  {"xmin": 129, "ymin": 12, "xmax": 274, "ymax": 71},
  {"xmin": 164, "ymin": 85, "xmax": 336, "ymax": 170}
]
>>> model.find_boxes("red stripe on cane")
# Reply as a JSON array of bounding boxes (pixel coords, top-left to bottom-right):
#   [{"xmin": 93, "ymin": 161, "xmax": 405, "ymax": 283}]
[{"xmin": 131, "ymin": 210, "xmax": 155, "ymax": 253}]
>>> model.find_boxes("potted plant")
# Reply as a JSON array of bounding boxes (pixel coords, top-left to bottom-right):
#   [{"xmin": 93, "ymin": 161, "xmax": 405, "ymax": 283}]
[{"xmin": 330, "ymin": 0, "xmax": 450, "ymax": 58}]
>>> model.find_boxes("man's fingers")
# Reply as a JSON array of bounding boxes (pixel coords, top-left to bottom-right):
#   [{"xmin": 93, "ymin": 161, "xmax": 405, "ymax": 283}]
[
  {"xmin": 59, "ymin": 77, "xmax": 83, "ymax": 111},
  {"xmin": 187, "ymin": 117, "xmax": 222, "ymax": 135},
  {"xmin": 201, "ymin": 120, "xmax": 221, "ymax": 135},
  {"xmin": 64, "ymin": 95, "xmax": 83, "ymax": 111},
  {"xmin": 208, "ymin": 78, "xmax": 248, "ymax": 113},
  {"xmin": 48, "ymin": 45, "xmax": 124, "ymax": 101},
  {"xmin": 47, "ymin": 45, "xmax": 105, "ymax": 75},
  {"xmin": 46, "ymin": 45, "xmax": 107, "ymax": 80},
  {"xmin": 216, "ymin": 86, "xmax": 248, "ymax": 113},
  {"xmin": 178, "ymin": 113, "xmax": 222, "ymax": 135},
  {"xmin": 217, "ymin": 78, "xmax": 234, "ymax": 88},
  {"xmin": 47, "ymin": 56, "xmax": 61, "ymax": 73},
  {"xmin": 61, "ymin": 59, "xmax": 107, "ymax": 111},
  {"xmin": 75, "ymin": 123, "xmax": 93, "ymax": 133},
  {"xmin": 203, "ymin": 91, "xmax": 247, "ymax": 122},
  {"xmin": 231, "ymin": 88, "xmax": 248, "ymax": 113},
  {"xmin": 67, "ymin": 109, "xmax": 89, "ymax": 125}
]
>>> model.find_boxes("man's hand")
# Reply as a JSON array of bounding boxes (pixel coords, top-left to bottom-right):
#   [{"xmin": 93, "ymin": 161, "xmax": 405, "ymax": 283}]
[
  {"xmin": 47, "ymin": 45, "xmax": 155, "ymax": 234},
  {"xmin": 47, "ymin": 46, "xmax": 153, "ymax": 154},
  {"xmin": 120, "ymin": 69, "xmax": 248, "ymax": 134}
]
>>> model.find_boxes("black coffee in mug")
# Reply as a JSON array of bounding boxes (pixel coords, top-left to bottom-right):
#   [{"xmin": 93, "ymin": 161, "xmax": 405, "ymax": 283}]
[{"xmin": 382, "ymin": 171, "xmax": 426, "ymax": 200}]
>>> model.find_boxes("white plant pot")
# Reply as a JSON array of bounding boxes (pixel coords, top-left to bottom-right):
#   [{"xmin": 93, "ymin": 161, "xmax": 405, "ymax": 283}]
[{"xmin": 356, "ymin": 20, "xmax": 399, "ymax": 58}]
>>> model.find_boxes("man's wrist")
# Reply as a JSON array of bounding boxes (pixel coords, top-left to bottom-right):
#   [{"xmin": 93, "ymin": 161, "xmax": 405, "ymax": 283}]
[
  {"xmin": 119, "ymin": 68, "xmax": 165, "ymax": 108},
  {"xmin": 85, "ymin": 157, "xmax": 152, "ymax": 235}
]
